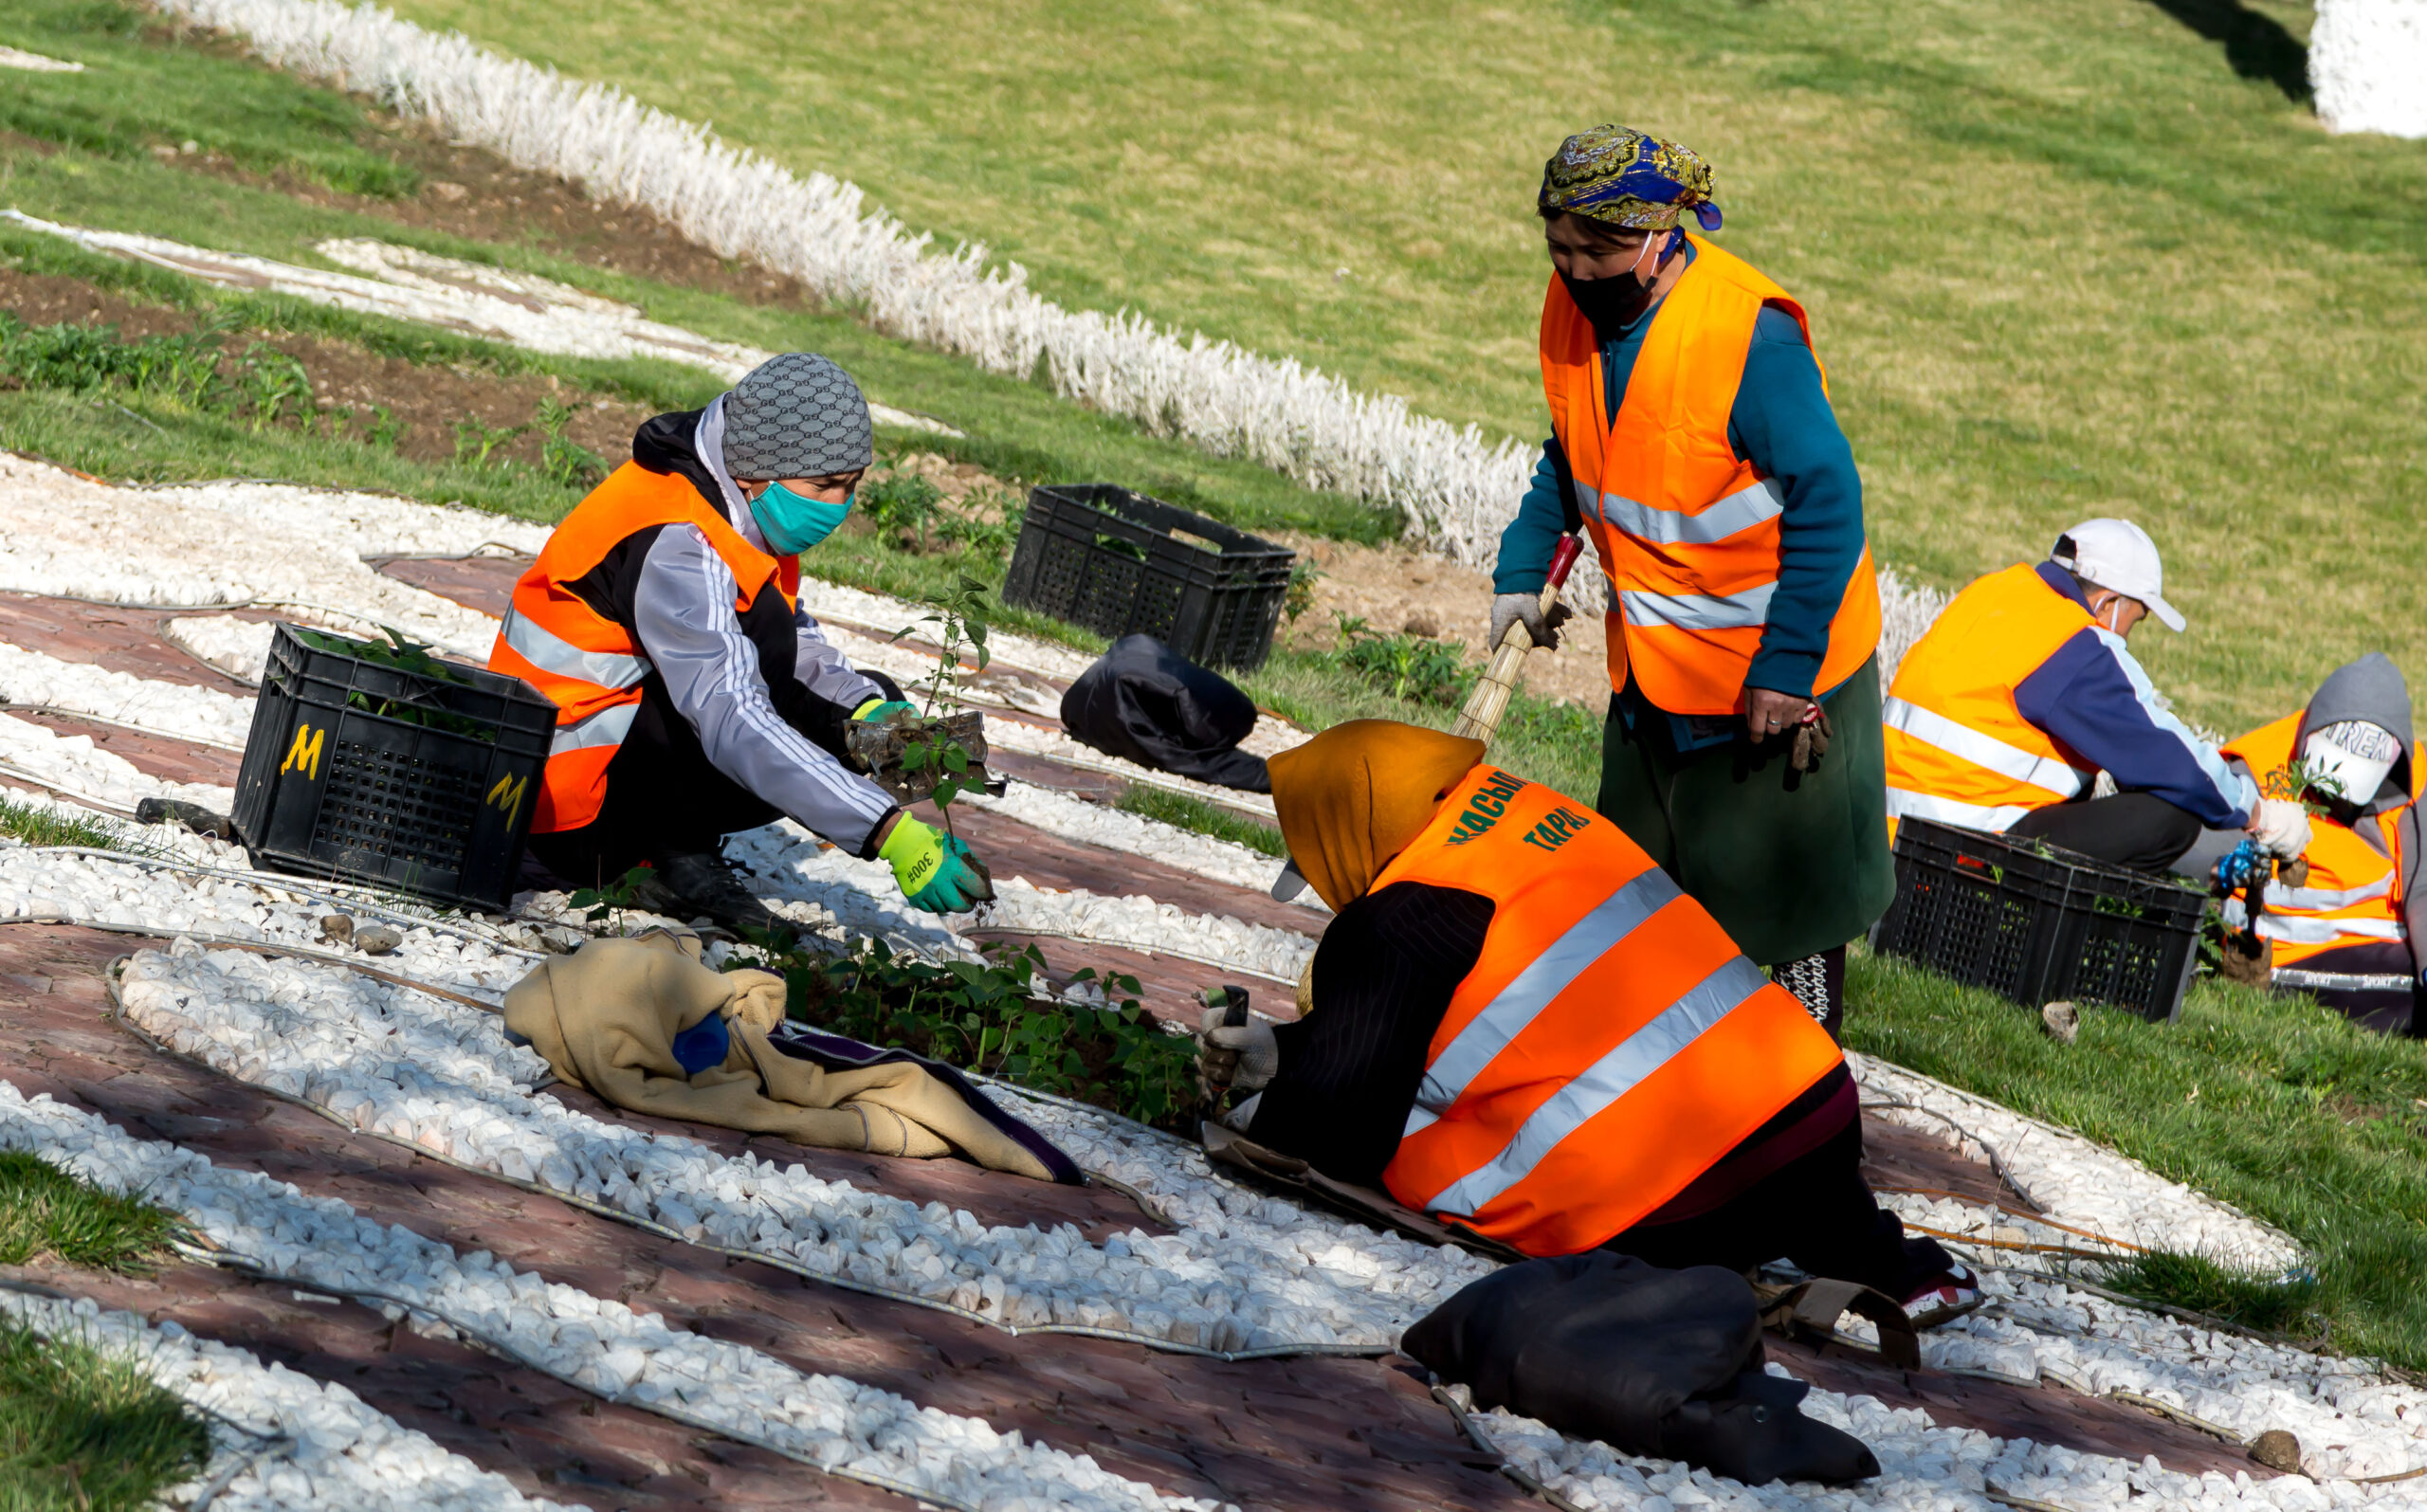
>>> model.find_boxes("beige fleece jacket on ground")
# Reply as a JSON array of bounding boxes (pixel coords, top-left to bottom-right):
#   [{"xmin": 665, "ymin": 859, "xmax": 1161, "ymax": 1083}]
[{"xmin": 502, "ymin": 930, "xmax": 1053, "ymax": 1181}]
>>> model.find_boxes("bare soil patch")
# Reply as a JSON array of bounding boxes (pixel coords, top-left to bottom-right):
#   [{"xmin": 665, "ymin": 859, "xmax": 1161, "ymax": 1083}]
[
  {"xmin": 1273, "ymin": 534, "xmax": 1609, "ymax": 710},
  {"xmin": 0, "ymin": 266, "xmax": 657, "ymax": 467},
  {"xmin": 135, "ymin": 18, "xmax": 820, "ymax": 313}
]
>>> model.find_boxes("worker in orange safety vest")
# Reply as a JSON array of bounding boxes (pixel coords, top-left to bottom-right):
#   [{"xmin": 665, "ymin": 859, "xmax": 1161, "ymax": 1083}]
[
  {"xmin": 1201, "ymin": 720, "xmax": 1980, "ymax": 1327},
  {"xmin": 2216, "ymin": 654, "xmax": 2426, "ymax": 1036},
  {"xmin": 1490, "ymin": 126, "xmax": 1889, "ymax": 1040},
  {"xmin": 1883, "ymin": 519, "xmax": 2310, "ymax": 874},
  {"xmin": 490, "ymin": 353, "xmax": 988, "ymax": 934}
]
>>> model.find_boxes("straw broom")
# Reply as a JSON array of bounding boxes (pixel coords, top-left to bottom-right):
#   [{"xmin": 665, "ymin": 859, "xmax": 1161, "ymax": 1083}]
[{"xmin": 1451, "ymin": 534, "xmax": 1584, "ymax": 743}]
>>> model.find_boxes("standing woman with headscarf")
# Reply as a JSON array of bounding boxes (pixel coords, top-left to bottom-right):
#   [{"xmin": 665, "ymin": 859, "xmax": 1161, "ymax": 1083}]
[{"xmin": 1489, "ymin": 127, "xmax": 1891, "ymax": 1035}]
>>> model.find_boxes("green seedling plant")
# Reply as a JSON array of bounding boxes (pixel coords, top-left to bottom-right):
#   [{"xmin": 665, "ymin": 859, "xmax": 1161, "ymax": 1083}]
[
  {"xmin": 2267, "ymin": 756, "xmax": 2351, "ymax": 815},
  {"xmin": 863, "ymin": 472, "xmax": 944, "ymax": 553},
  {"xmin": 766, "ymin": 936, "xmax": 1198, "ymax": 1127},
  {"xmin": 535, "ymin": 395, "xmax": 606, "ymax": 490},
  {"xmin": 1283, "ymin": 558, "xmax": 1322, "ymax": 623},
  {"xmin": 291, "ymin": 625, "xmax": 488, "ymax": 737},
  {"xmin": 453, "ymin": 414, "xmax": 527, "ymax": 468},
  {"xmin": 1331, "ymin": 610, "xmax": 1474, "ymax": 708},
  {"xmin": 891, "ymin": 572, "xmax": 995, "ymax": 820},
  {"xmin": 566, "ymin": 862, "xmax": 654, "ymax": 937},
  {"xmin": 238, "ymin": 342, "xmax": 312, "ymax": 430}
]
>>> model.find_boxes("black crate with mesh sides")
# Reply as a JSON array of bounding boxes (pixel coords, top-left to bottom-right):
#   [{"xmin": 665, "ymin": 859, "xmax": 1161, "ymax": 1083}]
[
  {"xmin": 231, "ymin": 624, "xmax": 557, "ymax": 914},
  {"xmin": 1870, "ymin": 817, "xmax": 2208, "ymax": 1022},
  {"xmin": 1001, "ymin": 483, "xmax": 1296, "ymax": 670}
]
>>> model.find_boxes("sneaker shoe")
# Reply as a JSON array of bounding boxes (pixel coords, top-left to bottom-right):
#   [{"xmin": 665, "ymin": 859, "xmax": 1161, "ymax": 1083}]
[
  {"xmin": 654, "ymin": 851, "xmax": 789, "ymax": 941},
  {"xmin": 1902, "ymin": 1262, "xmax": 1984, "ymax": 1330}
]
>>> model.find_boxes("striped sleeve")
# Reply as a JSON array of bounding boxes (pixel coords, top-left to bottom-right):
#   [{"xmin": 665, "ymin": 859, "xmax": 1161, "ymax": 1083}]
[
  {"xmin": 633, "ymin": 526, "xmax": 896, "ymax": 854},
  {"xmin": 2015, "ymin": 628, "xmax": 2258, "ymax": 829}
]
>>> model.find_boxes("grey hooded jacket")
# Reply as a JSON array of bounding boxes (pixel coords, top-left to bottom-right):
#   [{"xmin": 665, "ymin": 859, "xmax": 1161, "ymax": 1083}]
[{"xmin": 2240, "ymin": 654, "xmax": 2424, "ymax": 977}]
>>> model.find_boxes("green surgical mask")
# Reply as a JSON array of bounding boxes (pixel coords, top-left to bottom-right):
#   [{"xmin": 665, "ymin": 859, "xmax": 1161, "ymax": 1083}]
[{"xmin": 748, "ymin": 482, "xmax": 852, "ymax": 555}]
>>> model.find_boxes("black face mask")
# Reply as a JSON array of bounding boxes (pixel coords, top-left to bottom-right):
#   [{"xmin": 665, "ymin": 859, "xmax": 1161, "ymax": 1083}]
[{"xmin": 1560, "ymin": 266, "xmax": 1656, "ymax": 332}]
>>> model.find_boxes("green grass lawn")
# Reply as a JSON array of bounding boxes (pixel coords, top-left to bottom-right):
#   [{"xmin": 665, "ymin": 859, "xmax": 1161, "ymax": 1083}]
[
  {"xmin": 0, "ymin": 0, "xmax": 1389, "ymax": 542},
  {"xmin": 1849, "ymin": 950, "xmax": 2427, "ymax": 1368},
  {"xmin": 0, "ymin": 1153, "xmax": 210, "ymax": 1509},
  {"xmin": 290, "ymin": 0, "xmax": 2427, "ymax": 741}
]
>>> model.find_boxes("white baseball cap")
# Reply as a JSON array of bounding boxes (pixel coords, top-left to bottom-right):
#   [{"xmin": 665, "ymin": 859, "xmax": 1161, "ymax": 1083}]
[{"xmin": 2050, "ymin": 519, "xmax": 2185, "ymax": 632}]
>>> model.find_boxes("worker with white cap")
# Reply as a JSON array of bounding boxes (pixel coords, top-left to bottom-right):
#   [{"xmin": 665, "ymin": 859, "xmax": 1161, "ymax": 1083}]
[{"xmin": 1880, "ymin": 519, "xmax": 2309, "ymax": 872}]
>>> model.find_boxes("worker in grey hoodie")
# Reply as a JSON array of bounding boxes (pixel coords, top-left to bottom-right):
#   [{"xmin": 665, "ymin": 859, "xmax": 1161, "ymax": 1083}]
[{"xmin": 2213, "ymin": 654, "xmax": 2425, "ymax": 1035}]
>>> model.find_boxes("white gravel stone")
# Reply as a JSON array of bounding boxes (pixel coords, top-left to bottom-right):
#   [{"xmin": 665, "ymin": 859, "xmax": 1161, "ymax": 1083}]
[
  {"xmin": 0, "ymin": 642, "xmax": 254, "ymax": 749},
  {"xmin": 1850, "ymin": 1053, "xmax": 2303, "ymax": 1273},
  {"xmin": 966, "ymin": 778, "xmax": 1323, "ymax": 910},
  {"xmin": 0, "ymin": 722, "xmax": 231, "ymax": 816},
  {"xmin": 161, "ymin": 615, "xmax": 280, "ymax": 684},
  {"xmin": 115, "ymin": 945, "xmax": 1489, "ymax": 1355},
  {"xmin": 0, "ymin": 1080, "xmax": 1224, "ymax": 1512},
  {"xmin": 0, "ymin": 1289, "xmax": 580, "ymax": 1512},
  {"xmin": 0, "ymin": 453, "xmax": 525, "ymax": 660}
]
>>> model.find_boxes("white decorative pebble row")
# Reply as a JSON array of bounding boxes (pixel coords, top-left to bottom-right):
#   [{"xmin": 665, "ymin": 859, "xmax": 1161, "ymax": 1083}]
[
  {"xmin": 966, "ymin": 778, "xmax": 1323, "ymax": 911},
  {"xmin": 1850, "ymin": 1054, "xmax": 2304, "ymax": 1273},
  {"xmin": 0, "ymin": 641, "xmax": 255, "ymax": 749},
  {"xmin": 0, "ymin": 1289, "xmax": 582, "ymax": 1512},
  {"xmin": 976, "ymin": 878, "xmax": 1316, "ymax": 984},
  {"xmin": 0, "ymin": 845, "xmax": 542, "ymax": 992},
  {"xmin": 0, "ymin": 1080, "xmax": 1226, "ymax": 1512},
  {"xmin": 116, "ymin": 943, "xmax": 1490, "ymax": 1355},
  {"xmin": 0, "ymin": 453, "xmax": 521, "ymax": 660}
]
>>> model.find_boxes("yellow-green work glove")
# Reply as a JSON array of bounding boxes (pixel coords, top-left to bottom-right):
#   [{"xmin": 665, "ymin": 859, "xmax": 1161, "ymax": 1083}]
[
  {"xmin": 879, "ymin": 816, "xmax": 987, "ymax": 913},
  {"xmin": 851, "ymin": 698, "xmax": 919, "ymax": 722}
]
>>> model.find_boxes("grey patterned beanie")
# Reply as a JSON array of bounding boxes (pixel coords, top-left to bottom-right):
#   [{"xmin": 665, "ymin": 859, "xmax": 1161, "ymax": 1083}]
[{"xmin": 720, "ymin": 353, "xmax": 872, "ymax": 480}]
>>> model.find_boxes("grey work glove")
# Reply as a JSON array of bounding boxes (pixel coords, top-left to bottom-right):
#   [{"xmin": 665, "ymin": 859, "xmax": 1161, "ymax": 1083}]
[
  {"xmin": 1489, "ymin": 592, "xmax": 1564, "ymax": 650},
  {"xmin": 1197, "ymin": 1004, "xmax": 1279, "ymax": 1094}
]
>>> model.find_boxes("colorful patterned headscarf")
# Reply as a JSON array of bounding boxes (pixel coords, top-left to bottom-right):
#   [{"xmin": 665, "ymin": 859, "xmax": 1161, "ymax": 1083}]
[{"xmin": 1539, "ymin": 125, "xmax": 1724, "ymax": 233}]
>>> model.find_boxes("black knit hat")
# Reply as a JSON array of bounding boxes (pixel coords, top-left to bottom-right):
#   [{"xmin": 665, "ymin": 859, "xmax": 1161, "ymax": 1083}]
[{"xmin": 721, "ymin": 353, "xmax": 872, "ymax": 480}]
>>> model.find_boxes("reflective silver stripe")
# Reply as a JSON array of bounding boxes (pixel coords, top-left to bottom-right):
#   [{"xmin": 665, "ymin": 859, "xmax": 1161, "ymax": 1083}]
[
  {"xmin": 2265, "ymin": 874, "xmax": 2395, "ymax": 911},
  {"xmin": 501, "ymin": 608, "xmax": 651, "ymax": 690},
  {"xmin": 1596, "ymin": 480, "xmax": 1783, "ymax": 547},
  {"xmin": 2273, "ymin": 968, "xmax": 2415, "ymax": 993},
  {"xmin": 1413, "ymin": 868, "xmax": 1683, "ymax": 1118},
  {"xmin": 1425, "ymin": 956, "xmax": 1768, "ymax": 1219},
  {"xmin": 548, "ymin": 701, "xmax": 637, "ymax": 756},
  {"xmin": 1883, "ymin": 697, "xmax": 2089, "ymax": 800},
  {"xmin": 2220, "ymin": 899, "xmax": 2405, "ymax": 945},
  {"xmin": 1618, "ymin": 581, "xmax": 1776, "ymax": 632},
  {"xmin": 1884, "ymin": 786, "xmax": 2035, "ymax": 833}
]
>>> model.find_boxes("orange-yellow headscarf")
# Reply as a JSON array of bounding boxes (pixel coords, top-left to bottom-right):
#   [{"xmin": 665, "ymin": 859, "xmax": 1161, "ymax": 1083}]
[{"xmin": 1268, "ymin": 720, "xmax": 1485, "ymax": 912}]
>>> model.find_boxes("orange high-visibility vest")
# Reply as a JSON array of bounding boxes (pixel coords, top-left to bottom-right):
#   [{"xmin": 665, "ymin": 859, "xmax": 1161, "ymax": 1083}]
[
  {"xmin": 1376, "ymin": 765, "xmax": 1844, "ymax": 1256},
  {"xmin": 2220, "ymin": 714, "xmax": 2419, "ymax": 968},
  {"xmin": 1541, "ymin": 235, "xmax": 1881, "ymax": 715},
  {"xmin": 1881, "ymin": 564, "xmax": 2099, "ymax": 839},
  {"xmin": 488, "ymin": 463, "xmax": 798, "ymax": 833}
]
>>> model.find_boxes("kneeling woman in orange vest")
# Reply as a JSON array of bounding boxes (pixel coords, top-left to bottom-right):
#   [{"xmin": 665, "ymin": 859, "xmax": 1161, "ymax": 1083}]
[
  {"xmin": 1219, "ymin": 720, "xmax": 1979, "ymax": 1324},
  {"xmin": 489, "ymin": 353, "xmax": 987, "ymax": 932},
  {"xmin": 2217, "ymin": 654, "xmax": 2425, "ymax": 1036}
]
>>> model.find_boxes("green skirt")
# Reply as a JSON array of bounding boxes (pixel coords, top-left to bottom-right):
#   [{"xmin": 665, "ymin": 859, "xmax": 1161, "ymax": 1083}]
[{"xmin": 1596, "ymin": 658, "xmax": 1895, "ymax": 965}]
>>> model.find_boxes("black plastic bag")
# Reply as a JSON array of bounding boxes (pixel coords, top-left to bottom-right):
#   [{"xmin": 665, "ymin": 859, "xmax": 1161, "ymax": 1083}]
[
  {"xmin": 1402, "ymin": 1252, "xmax": 1878, "ymax": 1485},
  {"xmin": 1060, "ymin": 634, "xmax": 1268, "ymax": 792}
]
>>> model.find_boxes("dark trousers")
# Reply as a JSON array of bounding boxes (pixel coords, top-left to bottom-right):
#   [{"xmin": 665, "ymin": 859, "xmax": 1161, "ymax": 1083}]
[
  {"xmin": 525, "ymin": 671, "xmax": 898, "ymax": 888},
  {"xmin": 2274, "ymin": 940, "xmax": 2425, "ymax": 1037},
  {"xmin": 1607, "ymin": 1118, "xmax": 1951, "ymax": 1301},
  {"xmin": 2008, "ymin": 791, "xmax": 2202, "ymax": 872}
]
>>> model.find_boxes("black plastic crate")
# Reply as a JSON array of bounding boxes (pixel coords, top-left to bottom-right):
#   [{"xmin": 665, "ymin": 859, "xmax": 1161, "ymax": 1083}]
[
  {"xmin": 1870, "ymin": 817, "xmax": 2207, "ymax": 1022},
  {"xmin": 231, "ymin": 624, "xmax": 557, "ymax": 914},
  {"xmin": 1001, "ymin": 483, "xmax": 1295, "ymax": 670}
]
